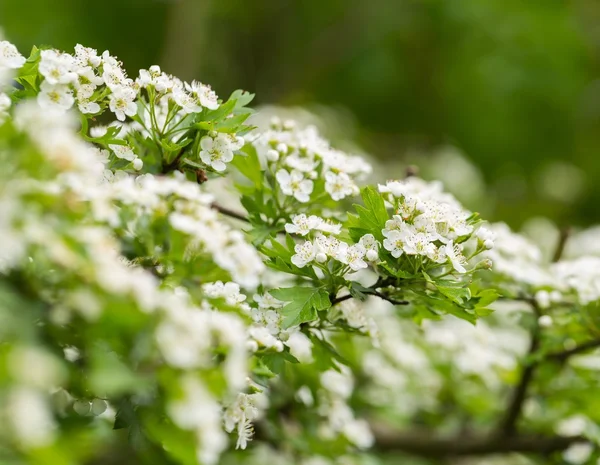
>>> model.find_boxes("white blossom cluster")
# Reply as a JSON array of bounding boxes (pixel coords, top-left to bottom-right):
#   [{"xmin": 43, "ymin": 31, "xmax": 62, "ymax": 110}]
[
  {"xmin": 360, "ymin": 298, "xmax": 528, "ymax": 420},
  {"xmin": 317, "ymin": 365, "xmax": 374, "ymax": 449},
  {"xmin": 483, "ymin": 223, "xmax": 600, "ymax": 306},
  {"xmin": 378, "ymin": 178, "xmax": 491, "ymax": 273},
  {"xmin": 81, "ymin": 172, "xmax": 266, "ymax": 289},
  {"xmin": 223, "ymin": 389, "xmax": 269, "ymax": 450},
  {"xmin": 250, "ymin": 291, "xmax": 314, "ymax": 362},
  {"xmin": 287, "ymin": 214, "xmax": 379, "ymax": 271},
  {"xmin": 1, "ymin": 39, "xmax": 249, "ymax": 175},
  {"xmin": 251, "ymin": 118, "xmax": 372, "ymax": 203},
  {"xmin": 0, "ymin": 97, "xmax": 256, "ymax": 463}
]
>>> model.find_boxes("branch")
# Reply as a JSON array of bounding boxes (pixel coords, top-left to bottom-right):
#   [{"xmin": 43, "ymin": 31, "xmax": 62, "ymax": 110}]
[
  {"xmin": 331, "ymin": 290, "xmax": 409, "ymax": 306},
  {"xmin": 552, "ymin": 226, "xmax": 572, "ymax": 263},
  {"xmin": 210, "ymin": 203, "xmax": 250, "ymax": 223},
  {"xmin": 497, "ymin": 300, "xmax": 541, "ymax": 436},
  {"xmin": 372, "ymin": 427, "xmax": 586, "ymax": 457},
  {"xmin": 546, "ymin": 338, "xmax": 600, "ymax": 363}
]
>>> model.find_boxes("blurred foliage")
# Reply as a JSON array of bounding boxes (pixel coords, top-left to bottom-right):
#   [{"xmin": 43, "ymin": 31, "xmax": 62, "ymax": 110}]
[{"xmin": 3, "ymin": 0, "xmax": 600, "ymax": 226}]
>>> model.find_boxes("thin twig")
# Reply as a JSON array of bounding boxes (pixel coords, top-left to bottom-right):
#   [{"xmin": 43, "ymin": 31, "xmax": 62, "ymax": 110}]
[
  {"xmin": 546, "ymin": 338, "xmax": 600, "ymax": 363},
  {"xmin": 552, "ymin": 227, "xmax": 572, "ymax": 263},
  {"xmin": 331, "ymin": 290, "xmax": 409, "ymax": 307},
  {"xmin": 210, "ymin": 203, "xmax": 251, "ymax": 223},
  {"xmin": 497, "ymin": 300, "xmax": 541, "ymax": 436}
]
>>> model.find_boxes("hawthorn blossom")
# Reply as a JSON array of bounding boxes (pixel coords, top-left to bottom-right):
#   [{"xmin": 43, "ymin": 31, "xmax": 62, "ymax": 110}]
[
  {"xmin": 0, "ymin": 92, "xmax": 10, "ymax": 122},
  {"xmin": 443, "ymin": 240, "xmax": 467, "ymax": 273},
  {"xmin": 324, "ymin": 171, "xmax": 358, "ymax": 201},
  {"xmin": 200, "ymin": 133, "xmax": 235, "ymax": 171},
  {"xmin": 285, "ymin": 214, "xmax": 322, "ymax": 236},
  {"xmin": 291, "ymin": 240, "xmax": 317, "ymax": 268},
  {"xmin": 276, "ymin": 169, "xmax": 313, "ymax": 203},
  {"xmin": 109, "ymin": 86, "xmax": 137, "ymax": 121},
  {"xmin": 339, "ymin": 243, "xmax": 368, "ymax": 271},
  {"xmin": 186, "ymin": 80, "xmax": 219, "ymax": 110},
  {"xmin": 39, "ymin": 50, "xmax": 77, "ymax": 85},
  {"xmin": 383, "ymin": 230, "xmax": 406, "ymax": 258},
  {"xmin": 0, "ymin": 40, "xmax": 26, "ymax": 69},
  {"xmin": 74, "ymin": 44, "xmax": 102, "ymax": 68},
  {"xmin": 37, "ymin": 81, "xmax": 74, "ymax": 111}
]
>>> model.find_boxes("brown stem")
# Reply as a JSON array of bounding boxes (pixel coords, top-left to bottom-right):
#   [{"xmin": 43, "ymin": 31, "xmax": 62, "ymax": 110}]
[
  {"xmin": 497, "ymin": 300, "xmax": 541, "ymax": 436},
  {"xmin": 552, "ymin": 227, "xmax": 572, "ymax": 263},
  {"xmin": 546, "ymin": 338, "xmax": 600, "ymax": 363},
  {"xmin": 211, "ymin": 203, "xmax": 250, "ymax": 223},
  {"xmin": 373, "ymin": 427, "xmax": 586, "ymax": 457}
]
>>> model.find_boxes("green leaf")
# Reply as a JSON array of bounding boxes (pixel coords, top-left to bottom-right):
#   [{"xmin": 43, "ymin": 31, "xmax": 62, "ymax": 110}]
[
  {"xmin": 201, "ymin": 98, "xmax": 237, "ymax": 123},
  {"xmin": 270, "ymin": 286, "xmax": 331, "ymax": 328},
  {"xmin": 434, "ymin": 280, "xmax": 472, "ymax": 305},
  {"xmin": 474, "ymin": 289, "xmax": 500, "ymax": 308},
  {"xmin": 231, "ymin": 144, "xmax": 263, "ymax": 188},
  {"xmin": 230, "ymin": 89, "xmax": 255, "ymax": 109},
  {"xmin": 347, "ymin": 187, "xmax": 389, "ymax": 241}
]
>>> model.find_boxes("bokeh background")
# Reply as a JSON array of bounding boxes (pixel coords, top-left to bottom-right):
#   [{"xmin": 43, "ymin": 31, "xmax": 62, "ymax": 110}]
[{"xmin": 3, "ymin": 0, "xmax": 600, "ymax": 228}]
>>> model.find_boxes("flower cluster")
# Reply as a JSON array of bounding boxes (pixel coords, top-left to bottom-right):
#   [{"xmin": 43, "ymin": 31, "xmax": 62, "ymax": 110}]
[
  {"xmin": 252, "ymin": 118, "xmax": 372, "ymax": 203},
  {"xmin": 378, "ymin": 178, "xmax": 491, "ymax": 274},
  {"xmin": 289, "ymin": 215, "xmax": 378, "ymax": 272}
]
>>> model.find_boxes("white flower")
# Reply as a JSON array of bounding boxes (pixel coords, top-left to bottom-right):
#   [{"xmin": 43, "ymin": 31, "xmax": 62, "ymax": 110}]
[
  {"xmin": 0, "ymin": 40, "xmax": 26, "ymax": 68},
  {"xmin": 253, "ymin": 292, "xmax": 283, "ymax": 310},
  {"xmin": 172, "ymin": 87, "xmax": 202, "ymax": 114},
  {"xmin": 203, "ymin": 281, "xmax": 247, "ymax": 306},
  {"xmin": 276, "ymin": 169, "xmax": 313, "ymax": 203},
  {"xmin": 200, "ymin": 133, "xmax": 234, "ymax": 172},
  {"xmin": 383, "ymin": 229, "xmax": 405, "ymax": 258},
  {"xmin": 325, "ymin": 171, "xmax": 358, "ymax": 201},
  {"xmin": 291, "ymin": 240, "xmax": 317, "ymax": 268},
  {"xmin": 284, "ymin": 214, "xmax": 322, "ymax": 236},
  {"xmin": 443, "ymin": 240, "xmax": 467, "ymax": 273},
  {"xmin": 315, "ymin": 235, "xmax": 343, "ymax": 259},
  {"xmin": 315, "ymin": 219, "xmax": 342, "ymax": 235},
  {"xmin": 403, "ymin": 232, "xmax": 435, "ymax": 257},
  {"xmin": 186, "ymin": 81, "xmax": 219, "ymax": 110},
  {"xmin": 109, "ymin": 86, "xmax": 137, "ymax": 121},
  {"xmin": 37, "ymin": 81, "xmax": 74, "ymax": 111},
  {"xmin": 109, "ymin": 143, "xmax": 136, "ymax": 161},
  {"xmin": 284, "ymin": 330, "xmax": 313, "ymax": 362},
  {"xmin": 74, "ymin": 44, "xmax": 102, "ymax": 68},
  {"xmin": 476, "ymin": 226, "xmax": 495, "ymax": 249},
  {"xmin": 0, "ymin": 92, "xmax": 10, "ymax": 122},
  {"xmin": 562, "ymin": 443, "xmax": 593, "ymax": 464},
  {"xmin": 39, "ymin": 50, "xmax": 77, "ymax": 85},
  {"xmin": 339, "ymin": 243, "xmax": 368, "ymax": 271},
  {"xmin": 102, "ymin": 63, "xmax": 129, "ymax": 90}
]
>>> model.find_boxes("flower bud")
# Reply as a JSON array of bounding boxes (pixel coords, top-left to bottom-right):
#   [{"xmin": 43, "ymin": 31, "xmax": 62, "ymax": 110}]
[
  {"xmin": 91, "ymin": 398, "xmax": 107, "ymax": 416},
  {"xmin": 474, "ymin": 258, "xmax": 493, "ymax": 270},
  {"xmin": 366, "ymin": 249, "xmax": 378, "ymax": 261},
  {"xmin": 538, "ymin": 315, "xmax": 553, "ymax": 328},
  {"xmin": 535, "ymin": 290, "xmax": 551, "ymax": 309},
  {"xmin": 132, "ymin": 158, "xmax": 143, "ymax": 170},
  {"xmin": 266, "ymin": 149, "xmax": 279, "ymax": 162},
  {"xmin": 484, "ymin": 239, "xmax": 494, "ymax": 250},
  {"xmin": 246, "ymin": 340, "xmax": 259, "ymax": 352},
  {"xmin": 73, "ymin": 400, "xmax": 91, "ymax": 416},
  {"xmin": 269, "ymin": 116, "xmax": 281, "ymax": 128},
  {"xmin": 315, "ymin": 252, "xmax": 328, "ymax": 263},
  {"xmin": 276, "ymin": 143, "xmax": 288, "ymax": 155}
]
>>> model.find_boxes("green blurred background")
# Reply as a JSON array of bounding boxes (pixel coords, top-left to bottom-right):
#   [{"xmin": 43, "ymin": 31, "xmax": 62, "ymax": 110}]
[{"xmin": 3, "ymin": 0, "xmax": 600, "ymax": 228}]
